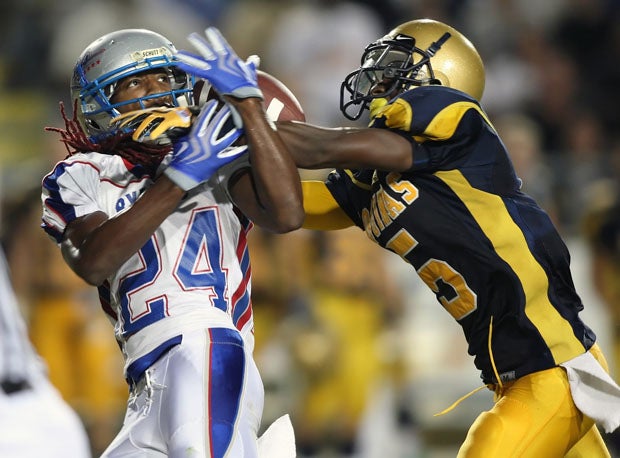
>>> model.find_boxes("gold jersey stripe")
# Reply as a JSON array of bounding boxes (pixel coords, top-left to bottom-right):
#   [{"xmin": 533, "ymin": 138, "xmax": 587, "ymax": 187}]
[
  {"xmin": 435, "ymin": 169, "xmax": 585, "ymax": 364},
  {"xmin": 377, "ymin": 97, "xmax": 495, "ymax": 142},
  {"xmin": 424, "ymin": 101, "xmax": 495, "ymax": 140}
]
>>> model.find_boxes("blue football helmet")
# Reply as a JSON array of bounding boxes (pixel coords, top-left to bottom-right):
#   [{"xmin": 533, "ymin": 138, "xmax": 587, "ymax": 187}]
[{"xmin": 71, "ymin": 29, "xmax": 195, "ymax": 142}]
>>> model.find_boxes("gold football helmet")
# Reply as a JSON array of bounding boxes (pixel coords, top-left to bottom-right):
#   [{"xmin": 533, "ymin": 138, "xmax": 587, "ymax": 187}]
[{"xmin": 340, "ymin": 19, "xmax": 485, "ymax": 120}]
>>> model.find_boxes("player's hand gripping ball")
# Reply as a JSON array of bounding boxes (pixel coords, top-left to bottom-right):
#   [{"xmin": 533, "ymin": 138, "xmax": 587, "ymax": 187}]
[
  {"xmin": 195, "ymin": 69, "xmax": 306, "ymax": 123},
  {"xmin": 198, "ymin": 70, "xmax": 306, "ymax": 146}
]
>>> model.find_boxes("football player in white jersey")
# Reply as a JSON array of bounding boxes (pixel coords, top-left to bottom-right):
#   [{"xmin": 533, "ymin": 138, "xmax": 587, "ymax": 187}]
[
  {"xmin": 41, "ymin": 28, "xmax": 302, "ymax": 457},
  {"xmin": 0, "ymin": 247, "xmax": 92, "ymax": 457}
]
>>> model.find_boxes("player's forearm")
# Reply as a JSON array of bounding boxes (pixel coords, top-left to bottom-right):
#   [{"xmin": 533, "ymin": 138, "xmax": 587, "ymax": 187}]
[
  {"xmin": 229, "ymin": 98, "xmax": 304, "ymax": 232},
  {"xmin": 61, "ymin": 176, "xmax": 185, "ymax": 285},
  {"xmin": 275, "ymin": 121, "xmax": 354, "ymax": 169},
  {"xmin": 277, "ymin": 121, "xmax": 414, "ymax": 172}
]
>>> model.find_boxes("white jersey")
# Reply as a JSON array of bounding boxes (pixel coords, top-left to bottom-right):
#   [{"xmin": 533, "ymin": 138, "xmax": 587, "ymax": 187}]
[
  {"xmin": 41, "ymin": 152, "xmax": 254, "ymax": 383},
  {"xmin": 0, "ymin": 249, "xmax": 43, "ymax": 384},
  {"xmin": 0, "ymin": 248, "xmax": 92, "ymax": 457}
]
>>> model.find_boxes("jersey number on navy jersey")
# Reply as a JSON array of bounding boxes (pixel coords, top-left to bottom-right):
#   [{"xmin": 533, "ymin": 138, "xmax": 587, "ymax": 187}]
[{"xmin": 374, "ymin": 173, "xmax": 478, "ymax": 321}]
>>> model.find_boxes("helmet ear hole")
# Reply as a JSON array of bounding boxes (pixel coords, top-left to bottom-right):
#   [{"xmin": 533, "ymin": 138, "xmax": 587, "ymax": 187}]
[
  {"xmin": 170, "ymin": 68, "xmax": 188, "ymax": 88},
  {"xmin": 432, "ymin": 70, "xmax": 449, "ymax": 87},
  {"xmin": 86, "ymin": 118, "xmax": 102, "ymax": 131}
]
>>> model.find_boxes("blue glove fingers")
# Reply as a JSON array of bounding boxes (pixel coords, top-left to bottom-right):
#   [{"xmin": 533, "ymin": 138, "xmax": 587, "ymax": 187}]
[
  {"xmin": 186, "ymin": 32, "xmax": 216, "ymax": 60},
  {"xmin": 177, "ymin": 28, "xmax": 262, "ymax": 99},
  {"xmin": 204, "ymin": 27, "xmax": 230, "ymax": 56},
  {"xmin": 245, "ymin": 55, "xmax": 260, "ymax": 73},
  {"xmin": 218, "ymin": 144, "xmax": 248, "ymax": 161},
  {"xmin": 164, "ymin": 99, "xmax": 246, "ymax": 190},
  {"xmin": 175, "ymin": 51, "xmax": 212, "ymax": 75}
]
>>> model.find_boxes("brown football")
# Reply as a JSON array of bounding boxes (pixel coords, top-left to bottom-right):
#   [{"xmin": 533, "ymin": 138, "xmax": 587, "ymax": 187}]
[
  {"xmin": 256, "ymin": 70, "xmax": 306, "ymax": 122},
  {"xmin": 194, "ymin": 70, "xmax": 305, "ymax": 122}
]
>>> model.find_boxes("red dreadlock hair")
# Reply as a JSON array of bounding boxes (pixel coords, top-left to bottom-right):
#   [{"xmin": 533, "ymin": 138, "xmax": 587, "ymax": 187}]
[{"xmin": 45, "ymin": 100, "xmax": 172, "ymax": 174}]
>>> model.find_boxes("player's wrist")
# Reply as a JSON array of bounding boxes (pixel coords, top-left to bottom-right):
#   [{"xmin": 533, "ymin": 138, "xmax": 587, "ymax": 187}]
[
  {"xmin": 224, "ymin": 95, "xmax": 263, "ymax": 106},
  {"xmin": 227, "ymin": 87, "xmax": 263, "ymax": 100},
  {"xmin": 158, "ymin": 171, "xmax": 193, "ymax": 194},
  {"xmin": 225, "ymin": 96, "xmax": 264, "ymax": 123},
  {"xmin": 163, "ymin": 166, "xmax": 203, "ymax": 192}
]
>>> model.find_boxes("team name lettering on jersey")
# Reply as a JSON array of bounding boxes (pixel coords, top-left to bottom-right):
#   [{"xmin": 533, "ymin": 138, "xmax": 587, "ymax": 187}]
[
  {"xmin": 361, "ymin": 172, "xmax": 419, "ymax": 240},
  {"xmin": 116, "ymin": 189, "xmax": 143, "ymax": 212}
]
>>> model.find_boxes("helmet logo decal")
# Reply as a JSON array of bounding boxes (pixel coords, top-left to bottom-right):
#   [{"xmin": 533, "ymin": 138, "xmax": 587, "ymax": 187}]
[
  {"xmin": 81, "ymin": 48, "xmax": 106, "ymax": 73},
  {"xmin": 130, "ymin": 47, "xmax": 171, "ymax": 61},
  {"xmin": 85, "ymin": 59, "xmax": 101, "ymax": 72}
]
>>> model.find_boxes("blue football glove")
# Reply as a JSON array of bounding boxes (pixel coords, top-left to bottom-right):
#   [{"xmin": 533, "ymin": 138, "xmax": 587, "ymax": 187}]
[
  {"xmin": 175, "ymin": 27, "xmax": 263, "ymax": 101},
  {"xmin": 163, "ymin": 99, "xmax": 247, "ymax": 191}
]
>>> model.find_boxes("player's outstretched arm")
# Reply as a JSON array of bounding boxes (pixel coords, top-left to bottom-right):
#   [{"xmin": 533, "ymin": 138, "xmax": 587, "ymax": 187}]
[
  {"xmin": 276, "ymin": 121, "xmax": 415, "ymax": 172},
  {"xmin": 224, "ymin": 97, "xmax": 304, "ymax": 233}
]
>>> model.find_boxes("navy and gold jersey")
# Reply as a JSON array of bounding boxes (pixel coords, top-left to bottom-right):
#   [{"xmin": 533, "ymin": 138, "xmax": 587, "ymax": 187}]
[{"xmin": 326, "ymin": 86, "xmax": 596, "ymax": 384}]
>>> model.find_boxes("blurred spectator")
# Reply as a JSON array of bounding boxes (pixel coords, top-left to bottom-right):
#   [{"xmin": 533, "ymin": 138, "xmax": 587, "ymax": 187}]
[
  {"xmin": 3, "ymin": 189, "xmax": 127, "ymax": 456},
  {"xmin": 494, "ymin": 113, "xmax": 557, "ymax": 221},
  {"xmin": 481, "ymin": 24, "xmax": 542, "ymax": 117},
  {"xmin": 523, "ymin": 42, "xmax": 579, "ymax": 155},
  {"xmin": 0, "ymin": 239, "xmax": 92, "ymax": 457},
  {"xmin": 459, "ymin": 0, "xmax": 569, "ymax": 59},
  {"xmin": 581, "ymin": 179, "xmax": 620, "ymax": 455},
  {"xmin": 553, "ymin": 112, "xmax": 614, "ymax": 234},
  {"xmin": 552, "ymin": 0, "xmax": 620, "ymax": 136},
  {"xmin": 0, "ymin": 0, "xmax": 60, "ymax": 90},
  {"xmin": 263, "ymin": 0, "xmax": 384, "ymax": 125},
  {"xmin": 249, "ymin": 227, "xmax": 414, "ymax": 457}
]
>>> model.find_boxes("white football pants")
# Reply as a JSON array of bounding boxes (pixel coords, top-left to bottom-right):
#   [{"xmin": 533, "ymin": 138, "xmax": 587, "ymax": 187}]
[{"xmin": 101, "ymin": 327, "xmax": 264, "ymax": 457}]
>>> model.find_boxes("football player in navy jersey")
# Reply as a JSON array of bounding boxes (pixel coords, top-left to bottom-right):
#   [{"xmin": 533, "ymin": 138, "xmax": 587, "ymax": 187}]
[
  {"xmin": 275, "ymin": 18, "xmax": 620, "ymax": 457},
  {"xmin": 41, "ymin": 28, "xmax": 301, "ymax": 457}
]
